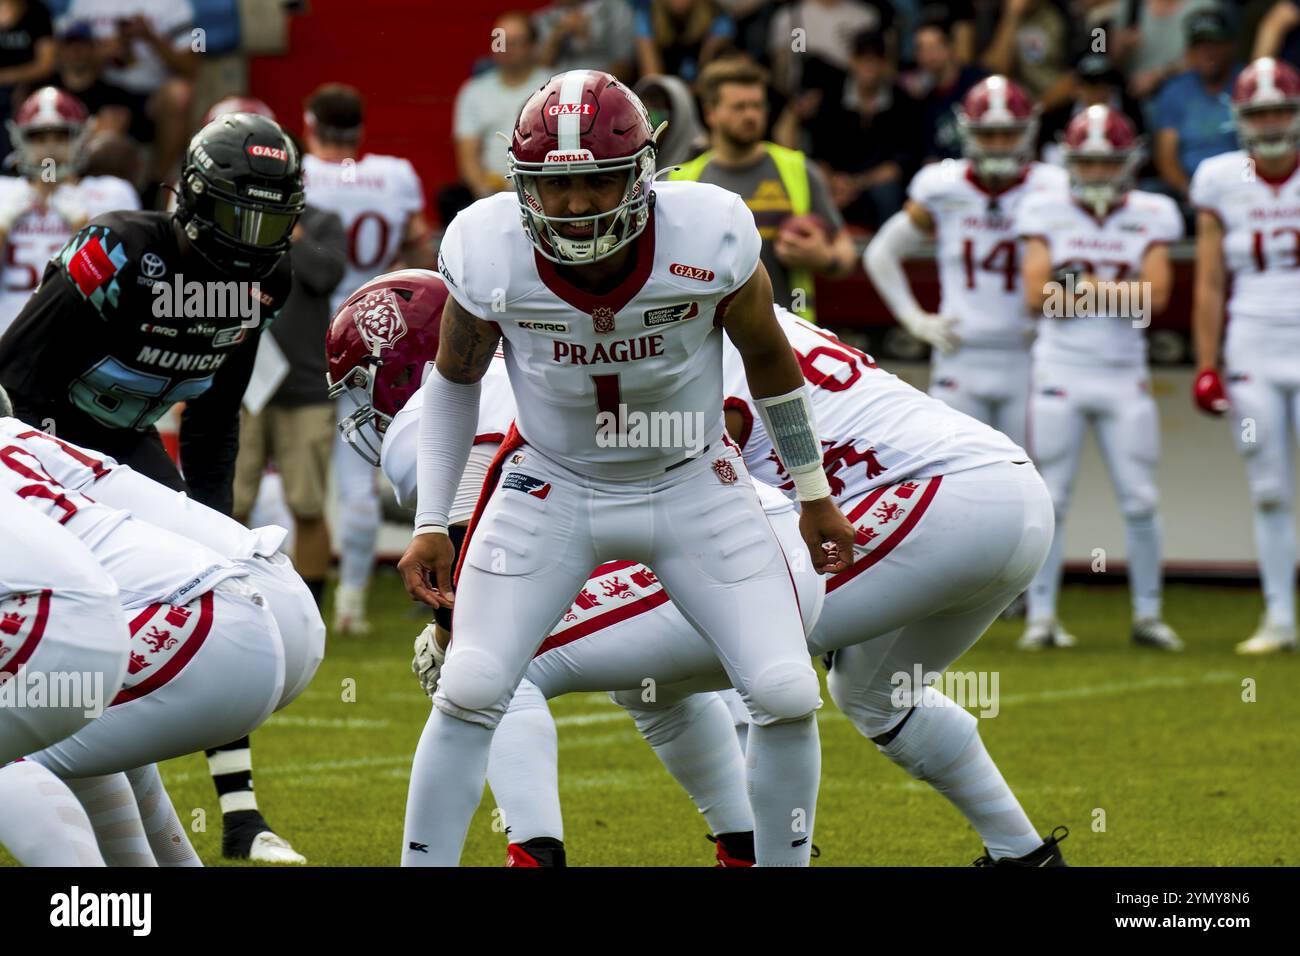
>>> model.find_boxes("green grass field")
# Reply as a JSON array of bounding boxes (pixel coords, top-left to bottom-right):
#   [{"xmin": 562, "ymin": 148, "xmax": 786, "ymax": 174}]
[{"xmin": 5, "ymin": 574, "xmax": 1297, "ymax": 867}]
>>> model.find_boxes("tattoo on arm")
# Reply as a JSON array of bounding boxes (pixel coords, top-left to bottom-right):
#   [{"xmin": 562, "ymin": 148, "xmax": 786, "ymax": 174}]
[{"xmin": 437, "ymin": 295, "xmax": 501, "ymax": 383}]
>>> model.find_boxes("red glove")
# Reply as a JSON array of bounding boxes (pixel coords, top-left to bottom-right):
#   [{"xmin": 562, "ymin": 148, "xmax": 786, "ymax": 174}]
[{"xmin": 1193, "ymin": 369, "xmax": 1229, "ymax": 416}]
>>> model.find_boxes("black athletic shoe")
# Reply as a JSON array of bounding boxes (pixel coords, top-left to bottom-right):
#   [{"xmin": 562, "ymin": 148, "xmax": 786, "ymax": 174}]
[
  {"xmin": 973, "ymin": 825, "xmax": 1069, "ymax": 867},
  {"xmin": 506, "ymin": 836, "xmax": 567, "ymax": 867},
  {"xmin": 221, "ymin": 809, "xmax": 304, "ymax": 862}
]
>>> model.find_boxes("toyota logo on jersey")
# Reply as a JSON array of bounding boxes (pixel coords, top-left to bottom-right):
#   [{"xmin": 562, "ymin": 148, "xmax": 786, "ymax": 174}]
[{"xmin": 352, "ymin": 289, "xmax": 408, "ymax": 354}]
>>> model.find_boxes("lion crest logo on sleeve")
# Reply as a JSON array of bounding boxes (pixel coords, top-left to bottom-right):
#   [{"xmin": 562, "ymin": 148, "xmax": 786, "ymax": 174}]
[{"xmin": 353, "ymin": 289, "xmax": 408, "ymax": 353}]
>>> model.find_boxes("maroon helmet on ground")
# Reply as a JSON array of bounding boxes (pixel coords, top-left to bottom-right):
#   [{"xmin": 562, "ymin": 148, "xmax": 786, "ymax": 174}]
[
  {"xmin": 1061, "ymin": 105, "xmax": 1142, "ymax": 216},
  {"xmin": 202, "ymin": 95, "xmax": 277, "ymax": 126},
  {"xmin": 1232, "ymin": 58, "xmax": 1300, "ymax": 160},
  {"xmin": 326, "ymin": 270, "xmax": 449, "ymax": 466},
  {"xmin": 507, "ymin": 70, "xmax": 659, "ymax": 264},
  {"xmin": 956, "ymin": 76, "xmax": 1038, "ymax": 182},
  {"xmin": 7, "ymin": 87, "xmax": 90, "ymax": 178}
]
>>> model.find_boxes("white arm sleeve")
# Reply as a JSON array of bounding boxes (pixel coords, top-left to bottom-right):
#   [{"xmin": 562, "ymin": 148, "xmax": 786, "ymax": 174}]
[
  {"xmin": 863, "ymin": 210, "xmax": 931, "ymax": 322},
  {"xmin": 414, "ymin": 365, "xmax": 482, "ymax": 534},
  {"xmin": 449, "ymin": 442, "xmax": 499, "ymax": 525}
]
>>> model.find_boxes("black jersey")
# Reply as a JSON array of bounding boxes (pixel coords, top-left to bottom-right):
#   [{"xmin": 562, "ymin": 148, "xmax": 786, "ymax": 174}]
[{"xmin": 0, "ymin": 210, "xmax": 292, "ymax": 513}]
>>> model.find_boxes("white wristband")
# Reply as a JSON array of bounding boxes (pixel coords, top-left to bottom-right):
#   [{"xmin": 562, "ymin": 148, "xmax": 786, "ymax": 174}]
[
  {"xmin": 413, "ymin": 524, "xmax": 449, "ymax": 538},
  {"xmin": 792, "ymin": 469, "xmax": 832, "ymax": 503}
]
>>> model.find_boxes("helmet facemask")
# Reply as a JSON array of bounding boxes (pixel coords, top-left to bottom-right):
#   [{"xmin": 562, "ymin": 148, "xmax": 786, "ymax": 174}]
[
  {"xmin": 179, "ymin": 167, "xmax": 304, "ymax": 278},
  {"xmin": 1234, "ymin": 101, "xmax": 1300, "ymax": 161},
  {"xmin": 1065, "ymin": 147, "xmax": 1141, "ymax": 217},
  {"xmin": 7, "ymin": 121, "xmax": 89, "ymax": 180},
  {"xmin": 958, "ymin": 114, "xmax": 1038, "ymax": 185},
  {"xmin": 328, "ymin": 357, "xmax": 389, "ymax": 467},
  {"xmin": 509, "ymin": 144, "xmax": 656, "ymax": 264}
]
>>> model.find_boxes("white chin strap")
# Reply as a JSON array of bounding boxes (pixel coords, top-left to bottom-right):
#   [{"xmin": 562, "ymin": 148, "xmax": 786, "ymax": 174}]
[
  {"xmin": 553, "ymin": 228, "xmax": 621, "ymax": 262},
  {"xmin": 975, "ymin": 155, "xmax": 1021, "ymax": 180},
  {"xmin": 1078, "ymin": 182, "xmax": 1118, "ymax": 216}
]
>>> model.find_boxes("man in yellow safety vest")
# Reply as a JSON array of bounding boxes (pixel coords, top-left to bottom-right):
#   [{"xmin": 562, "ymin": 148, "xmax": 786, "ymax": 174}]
[{"xmin": 667, "ymin": 57, "xmax": 857, "ymax": 322}]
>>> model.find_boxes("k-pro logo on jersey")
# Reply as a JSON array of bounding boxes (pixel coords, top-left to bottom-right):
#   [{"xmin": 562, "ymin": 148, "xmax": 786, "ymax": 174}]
[{"xmin": 502, "ymin": 472, "xmax": 552, "ymax": 499}]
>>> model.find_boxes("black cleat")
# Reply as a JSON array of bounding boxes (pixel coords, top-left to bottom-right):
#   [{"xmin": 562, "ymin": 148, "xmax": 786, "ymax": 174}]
[
  {"xmin": 973, "ymin": 826, "xmax": 1069, "ymax": 867},
  {"xmin": 506, "ymin": 836, "xmax": 567, "ymax": 867}
]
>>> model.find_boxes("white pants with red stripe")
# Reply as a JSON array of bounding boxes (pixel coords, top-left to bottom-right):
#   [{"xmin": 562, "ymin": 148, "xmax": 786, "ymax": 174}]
[
  {"xmin": 1, "ymin": 503, "xmax": 131, "ymax": 765},
  {"xmin": 435, "ymin": 441, "xmax": 820, "ymax": 728},
  {"xmin": 28, "ymin": 577, "xmax": 286, "ymax": 778},
  {"xmin": 809, "ymin": 459, "xmax": 1052, "ymax": 656},
  {"xmin": 929, "ymin": 345, "xmax": 1032, "ymax": 448}
]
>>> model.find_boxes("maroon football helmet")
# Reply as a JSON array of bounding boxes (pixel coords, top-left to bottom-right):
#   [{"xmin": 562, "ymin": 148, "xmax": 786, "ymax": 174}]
[
  {"xmin": 956, "ymin": 76, "xmax": 1038, "ymax": 182},
  {"xmin": 7, "ymin": 87, "xmax": 90, "ymax": 178},
  {"xmin": 1232, "ymin": 58, "xmax": 1300, "ymax": 160},
  {"xmin": 326, "ymin": 270, "xmax": 449, "ymax": 466},
  {"xmin": 1061, "ymin": 105, "xmax": 1142, "ymax": 216},
  {"xmin": 507, "ymin": 70, "xmax": 659, "ymax": 264},
  {"xmin": 201, "ymin": 95, "xmax": 277, "ymax": 126}
]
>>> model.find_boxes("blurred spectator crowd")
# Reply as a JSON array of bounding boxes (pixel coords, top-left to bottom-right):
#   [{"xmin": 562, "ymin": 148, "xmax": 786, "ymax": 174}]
[{"xmin": 445, "ymin": 0, "xmax": 1300, "ymax": 235}]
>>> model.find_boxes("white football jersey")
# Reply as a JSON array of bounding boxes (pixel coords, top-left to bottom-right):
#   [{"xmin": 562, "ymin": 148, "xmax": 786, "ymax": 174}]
[
  {"xmin": 383, "ymin": 350, "xmax": 516, "ymax": 512},
  {"xmin": 0, "ymin": 418, "xmax": 286, "ymax": 561},
  {"xmin": 0, "ymin": 420, "xmax": 244, "ymax": 608},
  {"xmin": 438, "ymin": 182, "xmax": 760, "ymax": 479},
  {"xmin": 723, "ymin": 309, "xmax": 1024, "ymax": 504},
  {"xmin": 303, "ymin": 153, "xmax": 425, "ymax": 313},
  {"xmin": 1190, "ymin": 149, "xmax": 1300, "ymax": 349},
  {"xmin": 1014, "ymin": 188, "xmax": 1183, "ymax": 366},
  {"xmin": 0, "ymin": 175, "xmax": 139, "ymax": 336},
  {"xmin": 908, "ymin": 159, "xmax": 1069, "ymax": 349}
]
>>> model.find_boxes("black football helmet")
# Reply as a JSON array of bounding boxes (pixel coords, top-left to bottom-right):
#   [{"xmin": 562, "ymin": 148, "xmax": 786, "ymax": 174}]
[{"xmin": 175, "ymin": 113, "xmax": 305, "ymax": 278}]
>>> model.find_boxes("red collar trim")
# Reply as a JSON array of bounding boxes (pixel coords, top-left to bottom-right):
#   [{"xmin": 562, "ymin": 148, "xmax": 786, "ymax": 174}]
[
  {"xmin": 1256, "ymin": 155, "xmax": 1300, "ymax": 189},
  {"xmin": 533, "ymin": 210, "xmax": 657, "ymax": 316},
  {"xmin": 964, "ymin": 164, "xmax": 1030, "ymax": 197},
  {"xmin": 1070, "ymin": 193, "xmax": 1128, "ymax": 224}
]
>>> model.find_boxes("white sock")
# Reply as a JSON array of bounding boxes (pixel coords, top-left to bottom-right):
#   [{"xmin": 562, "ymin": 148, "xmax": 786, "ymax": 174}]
[
  {"xmin": 486, "ymin": 679, "xmax": 563, "ymax": 843},
  {"xmin": 1125, "ymin": 512, "xmax": 1163, "ymax": 620},
  {"xmin": 618, "ymin": 691, "xmax": 754, "ymax": 836},
  {"xmin": 1254, "ymin": 503, "xmax": 1297, "ymax": 628},
  {"xmin": 0, "ymin": 761, "xmax": 105, "ymax": 866},
  {"xmin": 126, "ymin": 764, "xmax": 202, "ymax": 867},
  {"xmin": 1027, "ymin": 515, "xmax": 1067, "ymax": 622},
  {"xmin": 401, "ymin": 706, "xmax": 493, "ymax": 866},
  {"xmin": 746, "ymin": 715, "xmax": 820, "ymax": 867},
  {"xmin": 875, "ymin": 687, "xmax": 1042, "ymax": 860},
  {"xmin": 338, "ymin": 497, "xmax": 380, "ymax": 593},
  {"xmin": 64, "ymin": 773, "xmax": 158, "ymax": 866}
]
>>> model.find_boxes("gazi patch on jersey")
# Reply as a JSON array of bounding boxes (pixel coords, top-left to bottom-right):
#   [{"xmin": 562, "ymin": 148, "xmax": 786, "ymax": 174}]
[
  {"xmin": 502, "ymin": 472, "xmax": 552, "ymax": 499},
  {"xmin": 643, "ymin": 301, "xmax": 699, "ymax": 328}
]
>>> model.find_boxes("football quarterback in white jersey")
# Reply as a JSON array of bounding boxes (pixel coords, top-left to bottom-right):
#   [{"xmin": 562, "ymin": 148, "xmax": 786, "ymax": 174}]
[
  {"xmin": 1017, "ymin": 105, "xmax": 1184, "ymax": 651},
  {"xmin": 1191, "ymin": 57, "xmax": 1300, "ymax": 655},
  {"xmin": 0, "ymin": 87, "xmax": 139, "ymax": 337},
  {"xmin": 865, "ymin": 76, "xmax": 1068, "ymax": 449},
  {"xmin": 302, "ymin": 83, "xmax": 434, "ymax": 636},
  {"xmin": 334, "ymin": 271, "xmax": 1066, "ymax": 867},
  {"xmin": 397, "ymin": 70, "xmax": 856, "ymax": 868}
]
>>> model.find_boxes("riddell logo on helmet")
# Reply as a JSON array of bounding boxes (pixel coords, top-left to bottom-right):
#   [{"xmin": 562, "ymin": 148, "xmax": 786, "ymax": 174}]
[
  {"xmin": 669, "ymin": 263, "xmax": 715, "ymax": 282},
  {"xmin": 247, "ymin": 144, "xmax": 288, "ymax": 161},
  {"xmin": 547, "ymin": 103, "xmax": 594, "ymax": 116}
]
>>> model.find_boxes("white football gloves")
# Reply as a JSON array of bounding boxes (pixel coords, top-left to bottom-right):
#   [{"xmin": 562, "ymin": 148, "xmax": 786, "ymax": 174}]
[
  {"xmin": 898, "ymin": 310, "xmax": 961, "ymax": 354},
  {"xmin": 0, "ymin": 180, "xmax": 36, "ymax": 234},
  {"xmin": 412, "ymin": 622, "xmax": 447, "ymax": 697}
]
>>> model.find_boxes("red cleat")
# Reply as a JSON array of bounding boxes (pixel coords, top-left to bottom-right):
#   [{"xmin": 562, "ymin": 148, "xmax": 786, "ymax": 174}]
[
  {"xmin": 506, "ymin": 843, "xmax": 542, "ymax": 867},
  {"xmin": 708, "ymin": 832, "xmax": 755, "ymax": 867}
]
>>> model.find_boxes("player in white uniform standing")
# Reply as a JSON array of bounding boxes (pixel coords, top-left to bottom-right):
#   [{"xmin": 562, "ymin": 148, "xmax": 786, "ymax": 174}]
[
  {"xmin": 1016, "ymin": 105, "xmax": 1184, "ymax": 651},
  {"xmin": 302, "ymin": 83, "xmax": 434, "ymax": 634},
  {"xmin": 1192, "ymin": 58, "xmax": 1300, "ymax": 654},
  {"xmin": 865, "ymin": 76, "xmax": 1067, "ymax": 449},
  {"xmin": 0, "ymin": 88, "xmax": 139, "ymax": 338},
  {"xmin": 398, "ymin": 70, "xmax": 856, "ymax": 867}
]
